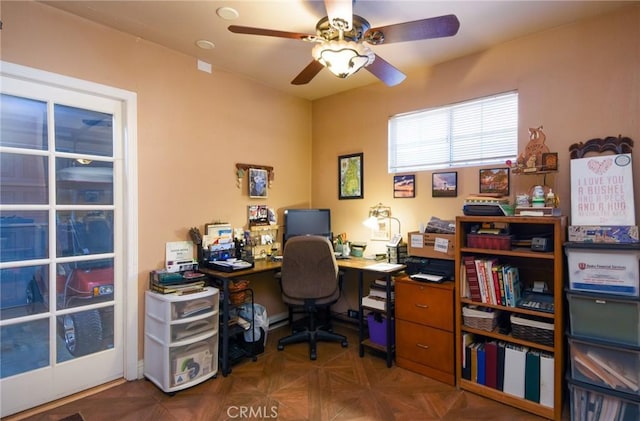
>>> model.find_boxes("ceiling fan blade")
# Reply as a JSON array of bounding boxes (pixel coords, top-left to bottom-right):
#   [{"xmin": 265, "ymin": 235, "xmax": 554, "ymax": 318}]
[
  {"xmin": 291, "ymin": 60, "xmax": 325, "ymax": 85},
  {"xmin": 228, "ymin": 25, "xmax": 316, "ymax": 41},
  {"xmin": 324, "ymin": 0, "xmax": 353, "ymax": 30},
  {"xmin": 365, "ymin": 55, "xmax": 406, "ymax": 87},
  {"xmin": 364, "ymin": 14, "xmax": 460, "ymax": 45}
]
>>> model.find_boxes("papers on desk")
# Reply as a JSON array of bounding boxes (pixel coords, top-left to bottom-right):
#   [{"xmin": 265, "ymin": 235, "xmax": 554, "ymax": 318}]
[
  {"xmin": 364, "ymin": 262, "xmax": 404, "ymax": 272},
  {"xmin": 210, "ymin": 259, "xmax": 254, "ymax": 272}
]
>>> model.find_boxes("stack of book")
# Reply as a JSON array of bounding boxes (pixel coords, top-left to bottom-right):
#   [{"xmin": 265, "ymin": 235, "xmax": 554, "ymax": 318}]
[
  {"xmin": 149, "ymin": 269, "xmax": 207, "ymax": 295},
  {"xmin": 361, "ymin": 278, "xmax": 395, "ymax": 311},
  {"xmin": 461, "ymin": 255, "xmax": 522, "ymax": 307}
]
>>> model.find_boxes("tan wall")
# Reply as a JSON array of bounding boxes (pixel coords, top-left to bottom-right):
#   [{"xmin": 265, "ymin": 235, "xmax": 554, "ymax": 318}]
[
  {"xmin": 3, "ymin": 1, "xmax": 640, "ymax": 361},
  {"xmin": 1, "ymin": 1, "xmax": 310, "ymax": 358},
  {"xmin": 312, "ymin": 4, "xmax": 640, "ymax": 253}
]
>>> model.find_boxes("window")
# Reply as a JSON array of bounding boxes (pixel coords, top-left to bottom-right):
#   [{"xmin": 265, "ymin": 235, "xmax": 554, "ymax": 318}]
[{"xmin": 388, "ymin": 91, "xmax": 518, "ymax": 173}]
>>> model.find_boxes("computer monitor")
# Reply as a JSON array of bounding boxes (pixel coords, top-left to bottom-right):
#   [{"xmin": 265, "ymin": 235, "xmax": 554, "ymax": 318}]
[{"xmin": 283, "ymin": 208, "xmax": 332, "ymax": 243}]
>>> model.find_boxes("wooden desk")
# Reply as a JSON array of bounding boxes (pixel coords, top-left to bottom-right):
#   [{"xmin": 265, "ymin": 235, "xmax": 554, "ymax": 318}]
[{"xmin": 200, "ymin": 258, "xmax": 405, "ymax": 375}]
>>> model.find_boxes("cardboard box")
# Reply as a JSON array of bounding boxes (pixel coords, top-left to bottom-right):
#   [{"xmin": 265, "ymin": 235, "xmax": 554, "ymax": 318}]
[
  {"xmin": 568, "ymin": 225, "xmax": 639, "ymax": 243},
  {"xmin": 407, "ymin": 232, "xmax": 455, "ymax": 259}
]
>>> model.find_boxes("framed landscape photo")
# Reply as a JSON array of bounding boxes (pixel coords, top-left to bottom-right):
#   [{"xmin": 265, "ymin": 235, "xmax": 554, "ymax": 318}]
[
  {"xmin": 432, "ymin": 172, "xmax": 457, "ymax": 197},
  {"xmin": 338, "ymin": 153, "xmax": 363, "ymax": 199},
  {"xmin": 249, "ymin": 167, "xmax": 268, "ymax": 198},
  {"xmin": 479, "ymin": 167, "xmax": 510, "ymax": 196},
  {"xmin": 393, "ymin": 174, "xmax": 415, "ymax": 198}
]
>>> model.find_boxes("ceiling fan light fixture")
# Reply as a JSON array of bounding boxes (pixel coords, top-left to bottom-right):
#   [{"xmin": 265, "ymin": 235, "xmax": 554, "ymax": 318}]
[{"xmin": 312, "ymin": 40, "xmax": 374, "ymax": 79}]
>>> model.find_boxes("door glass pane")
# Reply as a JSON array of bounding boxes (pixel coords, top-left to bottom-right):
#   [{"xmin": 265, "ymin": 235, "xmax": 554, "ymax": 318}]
[
  {"xmin": 0, "ymin": 94, "xmax": 47, "ymax": 150},
  {"xmin": 56, "ymin": 158, "xmax": 113, "ymax": 205},
  {"xmin": 0, "ymin": 264, "xmax": 48, "ymax": 320},
  {"xmin": 0, "ymin": 319, "xmax": 50, "ymax": 379},
  {"xmin": 0, "ymin": 210, "xmax": 48, "ymax": 262},
  {"xmin": 56, "ymin": 258, "xmax": 114, "ymax": 310},
  {"xmin": 56, "ymin": 211, "xmax": 114, "ymax": 257},
  {"xmin": 0, "ymin": 153, "xmax": 48, "ymax": 204},
  {"xmin": 56, "ymin": 306, "xmax": 114, "ymax": 360},
  {"xmin": 54, "ymin": 105, "xmax": 113, "ymax": 157}
]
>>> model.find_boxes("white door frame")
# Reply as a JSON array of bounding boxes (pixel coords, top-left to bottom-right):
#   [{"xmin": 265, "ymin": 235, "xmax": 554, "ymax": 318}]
[{"xmin": 0, "ymin": 60, "xmax": 139, "ymax": 405}]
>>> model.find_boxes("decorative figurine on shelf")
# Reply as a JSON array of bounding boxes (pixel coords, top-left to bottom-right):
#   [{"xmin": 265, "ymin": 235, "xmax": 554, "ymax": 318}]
[
  {"xmin": 524, "ymin": 126, "xmax": 550, "ymax": 171},
  {"xmin": 525, "ymin": 154, "xmax": 537, "ymax": 171}
]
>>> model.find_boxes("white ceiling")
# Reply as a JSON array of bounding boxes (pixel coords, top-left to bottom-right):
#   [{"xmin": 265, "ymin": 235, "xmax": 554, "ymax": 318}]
[{"xmin": 41, "ymin": 0, "xmax": 636, "ymax": 100}]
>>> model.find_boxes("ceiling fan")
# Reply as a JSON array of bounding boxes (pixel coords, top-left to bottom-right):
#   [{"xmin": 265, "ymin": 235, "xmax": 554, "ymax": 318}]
[{"xmin": 228, "ymin": 0, "xmax": 460, "ymax": 86}]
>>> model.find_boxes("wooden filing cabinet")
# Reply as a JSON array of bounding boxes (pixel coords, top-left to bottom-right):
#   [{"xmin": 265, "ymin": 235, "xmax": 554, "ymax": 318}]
[{"xmin": 395, "ymin": 277, "xmax": 455, "ymax": 385}]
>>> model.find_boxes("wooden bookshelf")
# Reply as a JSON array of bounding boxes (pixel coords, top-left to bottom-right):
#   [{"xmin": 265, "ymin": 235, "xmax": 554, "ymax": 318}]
[{"xmin": 455, "ymin": 215, "xmax": 567, "ymax": 420}]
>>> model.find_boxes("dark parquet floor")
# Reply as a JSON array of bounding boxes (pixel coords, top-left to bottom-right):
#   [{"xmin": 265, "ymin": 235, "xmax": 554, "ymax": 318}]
[{"xmin": 10, "ymin": 323, "xmax": 568, "ymax": 421}]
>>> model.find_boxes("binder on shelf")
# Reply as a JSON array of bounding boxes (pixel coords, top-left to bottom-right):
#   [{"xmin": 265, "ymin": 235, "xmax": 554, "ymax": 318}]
[
  {"xmin": 496, "ymin": 341, "xmax": 507, "ymax": 391},
  {"xmin": 484, "ymin": 341, "xmax": 498, "ymax": 389},
  {"xmin": 539, "ymin": 352, "xmax": 554, "ymax": 408},
  {"xmin": 525, "ymin": 349, "xmax": 541, "ymax": 403},
  {"xmin": 461, "ymin": 332, "xmax": 474, "ymax": 381},
  {"xmin": 477, "ymin": 343, "xmax": 486, "ymax": 385},
  {"xmin": 471, "ymin": 343, "xmax": 479, "ymax": 383},
  {"xmin": 503, "ymin": 344, "xmax": 528, "ymax": 398}
]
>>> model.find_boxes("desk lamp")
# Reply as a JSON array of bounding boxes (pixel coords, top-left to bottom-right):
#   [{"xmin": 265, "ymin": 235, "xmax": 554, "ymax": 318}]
[{"xmin": 363, "ymin": 203, "xmax": 402, "ymax": 245}]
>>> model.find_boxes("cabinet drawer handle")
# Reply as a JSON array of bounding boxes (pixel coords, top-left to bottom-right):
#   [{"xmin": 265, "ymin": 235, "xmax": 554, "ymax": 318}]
[
  {"xmin": 415, "ymin": 303, "xmax": 429, "ymax": 309},
  {"xmin": 416, "ymin": 343, "xmax": 430, "ymax": 350}
]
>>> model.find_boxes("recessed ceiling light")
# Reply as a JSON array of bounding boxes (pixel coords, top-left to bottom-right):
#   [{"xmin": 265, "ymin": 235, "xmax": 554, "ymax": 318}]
[
  {"xmin": 216, "ymin": 6, "xmax": 239, "ymax": 20},
  {"xmin": 196, "ymin": 39, "xmax": 215, "ymax": 50}
]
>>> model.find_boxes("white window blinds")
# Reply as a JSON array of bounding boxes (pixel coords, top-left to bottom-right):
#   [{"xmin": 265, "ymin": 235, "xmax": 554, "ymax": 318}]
[{"xmin": 388, "ymin": 91, "xmax": 518, "ymax": 173}]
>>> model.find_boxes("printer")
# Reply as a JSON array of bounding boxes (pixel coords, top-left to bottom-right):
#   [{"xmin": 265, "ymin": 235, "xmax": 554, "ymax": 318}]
[{"xmin": 405, "ymin": 256, "xmax": 455, "ymax": 283}]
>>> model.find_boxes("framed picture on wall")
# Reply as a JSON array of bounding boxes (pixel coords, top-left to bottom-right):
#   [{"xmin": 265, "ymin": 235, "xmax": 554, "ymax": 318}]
[
  {"xmin": 338, "ymin": 153, "xmax": 363, "ymax": 199},
  {"xmin": 432, "ymin": 172, "xmax": 457, "ymax": 197},
  {"xmin": 479, "ymin": 167, "xmax": 510, "ymax": 196},
  {"xmin": 249, "ymin": 168, "xmax": 268, "ymax": 198},
  {"xmin": 393, "ymin": 174, "xmax": 415, "ymax": 198}
]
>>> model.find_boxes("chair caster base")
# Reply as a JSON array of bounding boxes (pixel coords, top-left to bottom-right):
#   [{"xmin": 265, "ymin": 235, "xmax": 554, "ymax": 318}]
[
  {"xmin": 277, "ymin": 344, "xmax": 284, "ymax": 351},
  {"xmin": 341, "ymin": 341, "xmax": 348, "ymax": 347}
]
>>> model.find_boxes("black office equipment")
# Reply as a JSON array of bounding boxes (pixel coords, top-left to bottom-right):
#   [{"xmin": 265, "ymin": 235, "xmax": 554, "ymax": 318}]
[
  {"xmin": 405, "ymin": 256, "xmax": 455, "ymax": 283},
  {"xmin": 283, "ymin": 208, "xmax": 332, "ymax": 243}
]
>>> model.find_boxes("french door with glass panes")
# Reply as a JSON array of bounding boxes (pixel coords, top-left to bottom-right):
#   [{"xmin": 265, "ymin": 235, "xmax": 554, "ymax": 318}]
[{"xmin": 0, "ymin": 74, "xmax": 125, "ymax": 416}]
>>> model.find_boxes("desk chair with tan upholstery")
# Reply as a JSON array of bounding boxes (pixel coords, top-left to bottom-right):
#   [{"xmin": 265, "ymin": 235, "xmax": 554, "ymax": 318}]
[{"xmin": 277, "ymin": 235, "xmax": 348, "ymax": 360}]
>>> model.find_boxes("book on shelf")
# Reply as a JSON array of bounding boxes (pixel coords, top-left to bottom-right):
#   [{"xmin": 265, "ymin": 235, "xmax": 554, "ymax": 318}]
[
  {"xmin": 474, "ymin": 259, "xmax": 489, "ymax": 303},
  {"xmin": 483, "ymin": 258, "xmax": 499, "ymax": 305},
  {"xmin": 462, "ymin": 256, "xmax": 482, "ymax": 302}
]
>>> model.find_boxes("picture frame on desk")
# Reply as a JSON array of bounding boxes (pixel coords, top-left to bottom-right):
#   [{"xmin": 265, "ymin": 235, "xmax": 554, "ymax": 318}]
[
  {"xmin": 393, "ymin": 174, "xmax": 415, "ymax": 198},
  {"xmin": 479, "ymin": 167, "xmax": 510, "ymax": 196},
  {"xmin": 432, "ymin": 171, "xmax": 457, "ymax": 197},
  {"xmin": 338, "ymin": 152, "xmax": 364, "ymax": 200}
]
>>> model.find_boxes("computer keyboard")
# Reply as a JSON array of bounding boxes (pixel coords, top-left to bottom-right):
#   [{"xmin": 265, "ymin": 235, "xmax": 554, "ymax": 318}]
[{"xmin": 410, "ymin": 273, "xmax": 445, "ymax": 283}]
